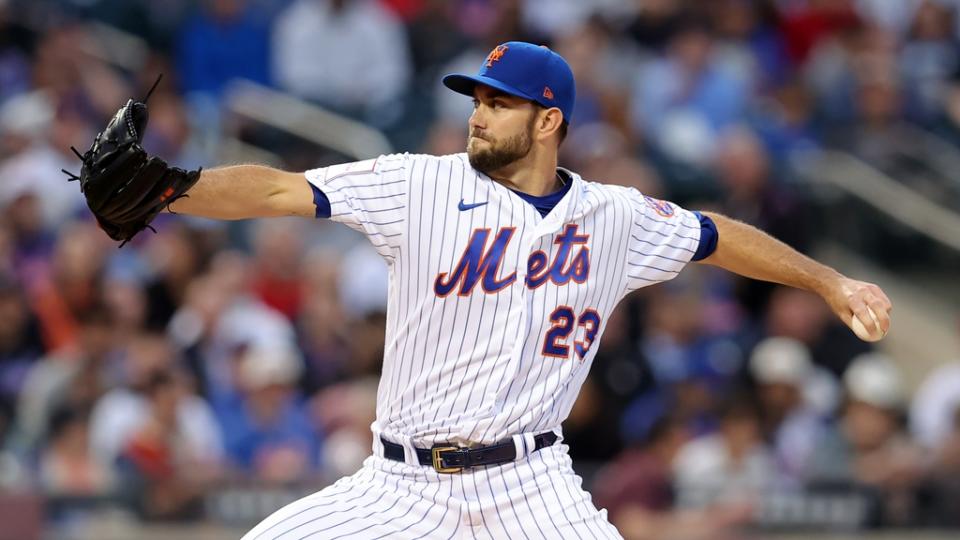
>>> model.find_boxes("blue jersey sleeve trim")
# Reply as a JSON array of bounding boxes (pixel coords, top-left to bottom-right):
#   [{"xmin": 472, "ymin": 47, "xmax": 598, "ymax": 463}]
[
  {"xmin": 691, "ymin": 211, "xmax": 718, "ymax": 261},
  {"xmin": 310, "ymin": 181, "xmax": 331, "ymax": 219}
]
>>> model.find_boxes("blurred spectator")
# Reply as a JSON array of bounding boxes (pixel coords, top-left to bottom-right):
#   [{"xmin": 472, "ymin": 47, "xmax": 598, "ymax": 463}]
[
  {"xmin": 630, "ymin": 16, "xmax": 750, "ymax": 167},
  {"xmin": 214, "ymin": 345, "xmax": 323, "ymax": 483},
  {"xmin": 168, "ymin": 251, "xmax": 299, "ymax": 401},
  {"xmin": 88, "ymin": 332, "xmax": 223, "ymax": 473},
  {"xmin": 926, "ymin": 403, "xmax": 960, "ymax": 526},
  {"xmin": 586, "ymin": 301, "xmax": 648, "ymax": 404},
  {"xmin": 803, "ymin": 19, "xmax": 865, "ymax": 123},
  {"xmin": 432, "ymin": 1, "xmax": 530, "ymax": 127},
  {"xmin": 934, "ymin": 56, "xmax": 960, "ymax": 144},
  {"xmin": 0, "ymin": 90, "xmax": 53, "ymax": 157},
  {"xmin": 142, "ymin": 224, "xmax": 206, "ymax": 331},
  {"xmin": 30, "ymin": 24, "xmax": 130, "ymax": 124},
  {"xmin": 804, "ymin": 354, "xmax": 927, "ymax": 526},
  {"xmin": 0, "ymin": 1, "xmax": 33, "ymax": 106},
  {"xmin": 115, "ymin": 370, "xmax": 216, "ymax": 520},
  {"xmin": 748, "ymin": 337, "xmax": 827, "ymax": 485},
  {"xmin": 272, "ymin": 0, "xmax": 412, "ymax": 127},
  {"xmin": 433, "ymin": 47, "xmax": 487, "ymax": 127},
  {"xmin": 405, "ymin": 0, "xmax": 471, "ymax": 82},
  {"xmin": 714, "ymin": 127, "xmax": 813, "ymax": 316},
  {"xmin": 623, "ymin": 0, "xmax": 687, "ymax": 52},
  {"xmin": 296, "ymin": 247, "xmax": 351, "ymax": 392},
  {"xmin": 750, "ymin": 78, "xmax": 819, "ymax": 162},
  {"xmin": 910, "ymin": 360, "xmax": 960, "ymax": 449},
  {"xmin": 62, "ymin": 0, "xmax": 194, "ymax": 52},
  {"xmin": 177, "ymin": 0, "xmax": 272, "ymax": 98},
  {"xmin": 0, "ymin": 92, "xmax": 87, "ymax": 233},
  {"xmin": 337, "ymin": 242, "xmax": 387, "ymax": 322},
  {"xmin": 420, "ymin": 120, "xmax": 470, "ymax": 156},
  {"xmin": 620, "ymin": 271, "xmax": 746, "ymax": 445},
  {"xmin": 714, "ymin": 126, "xmax": 810, "ymax": 249},
  {"xmin": 816, "ymin": 25, "xmax": 905, "ymax": 152},
  {"xmin": 315, "ymin": 243, "xmax": 390, "ymax": 383},
  {"xmin": 519, "ymin": 0, "xmax": 636, "ymax": 39},
  {"xmin": 16, "ymin": 302, "xmax": 118, "ymax": 450},
  {"xmin": 453, "ymin": 0, "xmax": 526, "ymax": 42},
  {"xmin": 563, "ymin": 376, "xmax": 623, "ymax": 462},
  {"xmin": 0, "ymin": 437, "xmax": 28, "ymax": 491},
  {"xmin": 552, "ymin": 18, "xmax": 639, "ymax": 130},
  {"xmin": 101, "ymin": 275, "xmax": 148, "ymax": 336},
  {"xmin": 899, "ymin": 0, "xmax": 959, "ymax": 123},
  {"xmin": 672, "ymin": 393, "xmax": 775, "ymax": 511},
  {"xmin": 593, "ymin": 416, "xmax": 751, "ymax": 540},
  {"xmin": 764, "ymin": 288, "xmax": 828, "ymax": 347},
  {"xmin": 846, "ymin": 64, "xmax": 912, "ymax": 168},
  {"xmin": 762, "ymin": 286, "xmax": 871, "ymax": 376},
  {"xmin": 707, "ymin": 0, "xmax": 791, "ymax": 93},
  {"xmin": 563, "ymin": 122, "xmax": 664, "ymax": 198},
  {"xmin": 311, "ymin": 376, "xmax": 377, "ymax": 478},
  {"xmin": 594, "ymin": 417, "xmax": 688, "ymax": 528},
  {"xmin": 251, "ymin": 218, "xmax": 306, "ymax": 321},
  {"xmin": 0, "ymin": 276, "xmax": 45, "ymax": 431},
  {"xmin": 778, "ymin": 0, "xmax": 860, "ymax": 66},
  {"xmin": 637, "ymin": 271, "xmax": 744, "ymax": 401},
  {"xmin": 166, "ymin": 273, "xmax": 234, "ymax": 398},
  {"xmin": 379, "ymin": 0, "xmax": 425, "ymax": 21},
  {"xmin": 2, "ymin": 189, "xmax": 56, "ymax": 275},
  {"xmin": 38, "ymin": 405, "xmax": 113, "ymax": 497},
  {"xmin": 25, "ymin": 222, "xmax": 108, "ymax": 352},
  {"xmin": 855, "ymin": 0, "xmax": 924, "ymax": 36},
  {"xmin": 140, "ymin": 92, "xmax": 207, "ymax": 169}
]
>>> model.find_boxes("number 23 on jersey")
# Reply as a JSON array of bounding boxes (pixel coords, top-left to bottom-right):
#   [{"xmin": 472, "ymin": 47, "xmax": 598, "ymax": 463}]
[{"xmin": 433, "ymin": 223, "xmax": 602, "ymax": 361}]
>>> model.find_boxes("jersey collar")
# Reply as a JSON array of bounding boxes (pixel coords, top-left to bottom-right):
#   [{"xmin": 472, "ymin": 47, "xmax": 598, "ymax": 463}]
[{"xmin": 458, "ymin": 153, "xmax": 584, "ymax": 233}]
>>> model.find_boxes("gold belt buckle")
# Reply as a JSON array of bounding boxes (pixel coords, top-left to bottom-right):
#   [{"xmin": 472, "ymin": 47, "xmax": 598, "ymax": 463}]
[{"xmin": 431, "ymin": 446, "xmax": 463, "ymax": 474}]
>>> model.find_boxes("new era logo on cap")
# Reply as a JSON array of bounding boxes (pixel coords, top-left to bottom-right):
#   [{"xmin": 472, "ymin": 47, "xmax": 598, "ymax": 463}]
[{"xmin": 442, "ymin": 41, "xmax": 576, "ymax": 123}]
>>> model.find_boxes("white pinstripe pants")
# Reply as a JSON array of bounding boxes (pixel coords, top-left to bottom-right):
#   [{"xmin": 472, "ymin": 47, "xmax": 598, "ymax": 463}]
[{"xmin": 241, "ymin": 443, "xmax": 623, "ymax": 539}]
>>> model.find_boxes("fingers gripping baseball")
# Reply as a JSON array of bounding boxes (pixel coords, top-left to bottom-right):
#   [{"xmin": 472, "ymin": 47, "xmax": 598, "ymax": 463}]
[{"xmin": 835, "ymin": 279, "xmax": 893, "ymax": 342}]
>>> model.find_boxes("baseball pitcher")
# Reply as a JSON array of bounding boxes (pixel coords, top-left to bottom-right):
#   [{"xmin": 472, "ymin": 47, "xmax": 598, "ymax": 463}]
[{"xmin": 69, "ymin": 42, "xmax": 892, "ymax": 539}]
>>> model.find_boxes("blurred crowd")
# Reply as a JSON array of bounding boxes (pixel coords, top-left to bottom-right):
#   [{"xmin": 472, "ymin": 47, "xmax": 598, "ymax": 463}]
[{"xmin": 2, "ymin": 0, "xmax": 960, "ymax": 536}]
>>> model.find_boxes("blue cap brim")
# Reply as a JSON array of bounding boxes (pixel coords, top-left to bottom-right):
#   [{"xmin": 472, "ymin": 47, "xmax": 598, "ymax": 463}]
[{"xmin": 442, "ymin": 73, "xmax": 536, "ymax": 103}]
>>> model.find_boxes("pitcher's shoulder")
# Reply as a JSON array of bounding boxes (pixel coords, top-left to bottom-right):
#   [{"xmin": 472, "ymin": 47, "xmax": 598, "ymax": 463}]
[
  {"xmin": 576, "ymin": 176, "xmax": 643, "ymax": 204},
  {"xmin": 401, "ymin": 152, "xmax": 478, "ymax": 181},
  {"xmin": 385, "ymin": 152, "xmax": 472, "ymax": 169}
]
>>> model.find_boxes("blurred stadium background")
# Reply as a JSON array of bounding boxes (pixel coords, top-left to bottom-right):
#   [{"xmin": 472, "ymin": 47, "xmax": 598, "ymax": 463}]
[{"xmin": 1, "ymin": 0, "xmax": 960, "ymax": 538}]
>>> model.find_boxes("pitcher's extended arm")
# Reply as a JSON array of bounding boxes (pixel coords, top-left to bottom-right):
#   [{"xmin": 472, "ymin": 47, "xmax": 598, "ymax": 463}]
[
  {"xmin": 167, "ymin": 165, "xmax": 315, "ymax": 220},
  {"xmin": 697, "ymin": 212, "xmax": 892, "ymax": 338}
]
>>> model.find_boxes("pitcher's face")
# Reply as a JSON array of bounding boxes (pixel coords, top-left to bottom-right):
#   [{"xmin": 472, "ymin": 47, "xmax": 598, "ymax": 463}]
[{"xmin": 466, "ymin": 85, "xmax": 538, "ymax": 175}]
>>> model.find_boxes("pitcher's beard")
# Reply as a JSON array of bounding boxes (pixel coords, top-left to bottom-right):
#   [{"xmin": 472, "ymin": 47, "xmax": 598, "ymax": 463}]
[{"xmin": 467, "ymin": 122, "xmax": 534, "ymax": 175}]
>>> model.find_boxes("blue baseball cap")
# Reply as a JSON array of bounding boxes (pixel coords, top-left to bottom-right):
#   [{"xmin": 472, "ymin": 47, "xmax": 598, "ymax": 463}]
[{"xmin": 443, "ymin": 41, "xmax": 576, "ymax": 123}]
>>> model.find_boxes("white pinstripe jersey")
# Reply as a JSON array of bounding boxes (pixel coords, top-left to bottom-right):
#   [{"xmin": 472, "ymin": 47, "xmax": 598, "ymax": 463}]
[{"xmin": 305, "ymin": 152, "xmax": 701, "ymax": 448}]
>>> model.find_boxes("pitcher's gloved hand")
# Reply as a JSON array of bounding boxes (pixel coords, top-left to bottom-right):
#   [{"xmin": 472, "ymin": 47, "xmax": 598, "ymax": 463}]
[{"xmin": 63, "ymin": 76, "xmax": 200, "ymax": 246}]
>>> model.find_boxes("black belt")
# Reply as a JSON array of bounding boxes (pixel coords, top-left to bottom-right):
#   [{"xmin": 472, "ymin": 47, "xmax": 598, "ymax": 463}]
[{"xmin": 380, "ymin": 432, "xmax": 558, "ymax": 473}]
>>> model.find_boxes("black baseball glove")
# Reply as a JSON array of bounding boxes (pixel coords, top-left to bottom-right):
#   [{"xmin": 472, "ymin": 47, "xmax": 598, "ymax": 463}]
[{"xmin": 64, "ymin": 77, "xmax": 201, "ymax": 246}]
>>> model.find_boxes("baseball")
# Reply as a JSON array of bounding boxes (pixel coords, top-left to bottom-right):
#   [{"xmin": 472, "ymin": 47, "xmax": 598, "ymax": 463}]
[{"xmin": 851, "ymin": 306, "xmax": 887, "ymax": 342}]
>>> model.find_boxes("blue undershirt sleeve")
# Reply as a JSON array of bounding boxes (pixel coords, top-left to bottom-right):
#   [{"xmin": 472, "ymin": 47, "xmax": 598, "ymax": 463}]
[
  {"xmin": 691, "ymin": 211, "xmax": 718, "ymax": 261},
  {"xmin": 310, "ymin": 181, "xmax": 332, "ymax": 219}
]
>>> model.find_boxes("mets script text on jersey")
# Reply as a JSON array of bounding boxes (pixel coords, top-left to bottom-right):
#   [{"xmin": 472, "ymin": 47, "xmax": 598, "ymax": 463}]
[{"xmin": 434, "ymin": 224, "xmax": 590, "ymax": 297}]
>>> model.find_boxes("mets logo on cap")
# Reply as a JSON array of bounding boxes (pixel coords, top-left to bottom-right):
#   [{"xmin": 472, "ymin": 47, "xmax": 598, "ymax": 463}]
[{"xmin": 486, "ymin": 44, "xmax": 508, "ymax": 67}]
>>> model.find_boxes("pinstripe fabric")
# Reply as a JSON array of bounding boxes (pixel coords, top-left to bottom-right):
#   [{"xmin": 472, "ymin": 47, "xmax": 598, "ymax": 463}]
[
  {"xmin": 284, "ymin": 152, "xmax": 702, "ymax": 538},
  {"xmin": 242, "ymin": 444, "xmax": 622, "ymax": 539}
]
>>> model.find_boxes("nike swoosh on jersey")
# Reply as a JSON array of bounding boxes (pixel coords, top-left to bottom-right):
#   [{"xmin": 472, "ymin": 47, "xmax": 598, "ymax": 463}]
[{"xmin": 458, "ymin": 199, "xmax": 488, "ymax": 211}]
